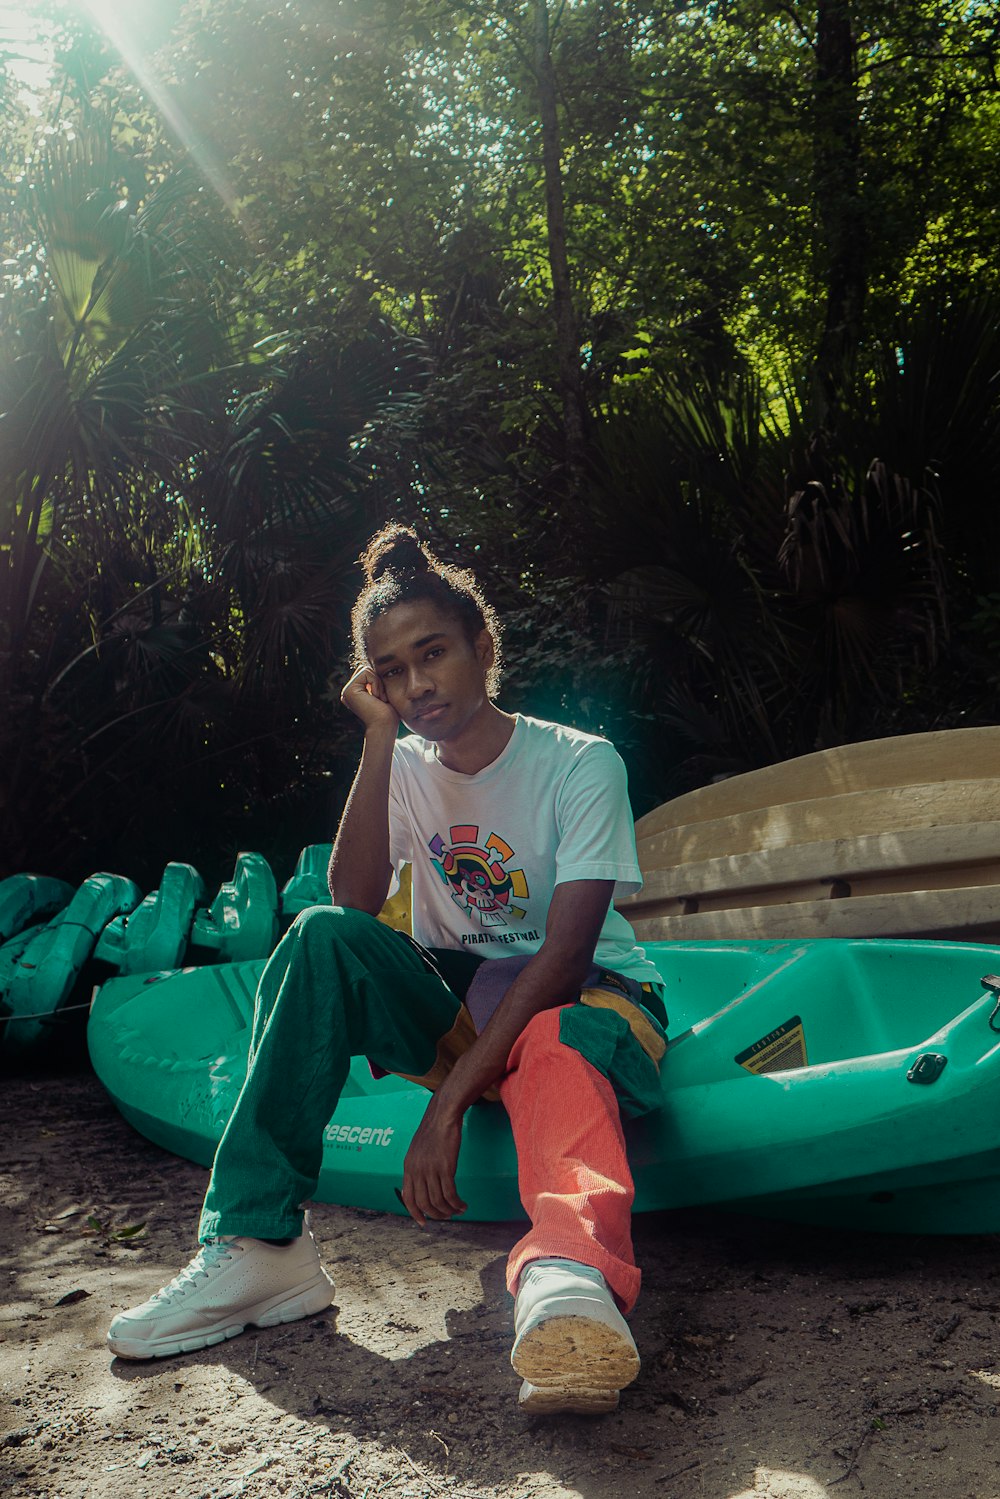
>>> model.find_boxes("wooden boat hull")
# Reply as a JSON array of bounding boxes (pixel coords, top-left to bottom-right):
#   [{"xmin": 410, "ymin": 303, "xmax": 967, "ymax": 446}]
[{"xmin": 621, "ymin": 728, "xmax": 1000, "ymax": 942}]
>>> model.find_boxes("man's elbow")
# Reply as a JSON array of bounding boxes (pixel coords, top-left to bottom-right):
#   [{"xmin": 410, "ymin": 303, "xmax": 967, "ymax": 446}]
[
  {"xmin": 536, "ymin": 938, "xmax": 596, "ymax": 995},
  {"xmin": 327, "ymin": 874, "xmax": 388, "ymax": 918},
  {"xmin": 327, "ymin": 850, "xmax": 392, "ymax": 916}
]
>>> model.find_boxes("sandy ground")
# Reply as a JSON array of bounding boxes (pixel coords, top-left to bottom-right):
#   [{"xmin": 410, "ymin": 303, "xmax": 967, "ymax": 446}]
[{"xmin": 4, "ymin": 1065, "xmax": 1000, "ymax": 1499}]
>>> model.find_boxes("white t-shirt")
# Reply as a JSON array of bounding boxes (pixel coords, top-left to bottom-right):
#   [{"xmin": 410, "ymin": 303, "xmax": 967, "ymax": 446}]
[{"xmin": 388, "ymin": 713, "xmax": 662, "ymax": 984}]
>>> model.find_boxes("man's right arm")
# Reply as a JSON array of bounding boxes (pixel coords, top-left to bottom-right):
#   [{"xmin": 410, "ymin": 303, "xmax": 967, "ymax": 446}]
[{"xmin": 327, "ymin": 665, "xmax": 399, "ymax": 915}]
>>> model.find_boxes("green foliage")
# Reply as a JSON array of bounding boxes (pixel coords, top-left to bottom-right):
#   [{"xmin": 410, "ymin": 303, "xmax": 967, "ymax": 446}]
[
  {"xmin": 0, "ymin": 117, "xmax": 423, "ymax": 883},
  {"xmin": 576, "ymin": 288, "xmax": 1000, "ymax": 784},
  {"xmin": 2, "ymin": 0, "xmax": 999, "ymax": 877}
]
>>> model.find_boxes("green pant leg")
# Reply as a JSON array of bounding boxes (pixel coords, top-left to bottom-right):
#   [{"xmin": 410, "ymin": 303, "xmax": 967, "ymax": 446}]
[{"xmin": 199, "ymin": 905, "xmax": 462, "ymax": 1241}]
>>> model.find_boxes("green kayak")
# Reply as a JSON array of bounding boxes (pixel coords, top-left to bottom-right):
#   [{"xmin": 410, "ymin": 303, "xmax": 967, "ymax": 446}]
[
  {"xmin": 0, "ymin": 874, "xmax": 75, "ymax": 944},
  {"xmin": 2, "ymin": 873, "xmax": 142, "ymax": 1060},
  {"xmin": 87, "ymin": 936, "xmax": 1000, "ymax": 1234}
]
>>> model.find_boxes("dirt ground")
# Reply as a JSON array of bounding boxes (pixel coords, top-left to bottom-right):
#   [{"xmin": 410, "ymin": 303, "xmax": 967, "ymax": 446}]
[{"xmin": 3, "ymin": 1065, "xmax": 1000, "ymax": 1499}]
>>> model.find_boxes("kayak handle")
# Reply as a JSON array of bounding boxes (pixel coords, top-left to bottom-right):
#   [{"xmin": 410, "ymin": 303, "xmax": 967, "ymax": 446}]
[{"xmin": 980, "ymin": 974, "xmax": 1000, "ymax": 1032}]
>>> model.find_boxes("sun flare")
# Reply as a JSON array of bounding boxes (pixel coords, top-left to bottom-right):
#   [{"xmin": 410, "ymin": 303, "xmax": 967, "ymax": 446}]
[{"xmin": 0, "ymin": 0, "xmax": 238, "ymax": 212}]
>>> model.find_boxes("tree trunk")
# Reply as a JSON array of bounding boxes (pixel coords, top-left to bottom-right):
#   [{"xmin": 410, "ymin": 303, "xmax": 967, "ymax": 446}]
[
  {"xmin": 532, "ymin": 0, "xmax": 588, "ymax": 490},
  {"xmin": 813, "ymin": 0, "xmax": 866, "ymax": 417}
]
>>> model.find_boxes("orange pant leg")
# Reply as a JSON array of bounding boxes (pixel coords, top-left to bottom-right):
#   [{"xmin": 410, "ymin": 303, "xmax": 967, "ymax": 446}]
[{"xmin": 498, "ymin": 1005, "xmax": 640, "ymax": 1313}]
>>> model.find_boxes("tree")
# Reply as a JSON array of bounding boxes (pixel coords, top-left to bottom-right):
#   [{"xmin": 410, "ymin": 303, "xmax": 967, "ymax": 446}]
[
  {"xmin": 5, "ymin": 0, "xmax": 1000, "ymax": 869},
  {"xmin": 576, "ymin": 286, "xmax": 1000, "ymax": 785},
  {"xmin": 0, "ymin": 116, "xmax": 423, "ymax": 881}
]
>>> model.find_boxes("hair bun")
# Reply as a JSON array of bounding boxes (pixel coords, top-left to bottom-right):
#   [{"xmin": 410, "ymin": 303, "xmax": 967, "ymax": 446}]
[{"xmin": 360, "ymin": 523, "xmax": 432, "ymax": 583}]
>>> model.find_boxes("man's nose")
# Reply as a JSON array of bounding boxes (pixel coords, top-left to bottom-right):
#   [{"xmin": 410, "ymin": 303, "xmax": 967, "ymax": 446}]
[{"xmin": 407, "ymin": 665, "xmax": 433, "ymax": 698}]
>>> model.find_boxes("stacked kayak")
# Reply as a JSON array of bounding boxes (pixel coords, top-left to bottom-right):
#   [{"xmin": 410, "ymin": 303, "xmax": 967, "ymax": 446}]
[
  {"xmin": 0, "ymin": 874, "xmax": 74, "ymax": 943},
  {"xmin": 1, "ymin": 873, "xmax": 141, "ymax": 1061},
  {"xmin": 87, "ymin": 934, "xmax": 1000, "ymax": 1234},
  {"xmin": 0, "ymin": 852, "xmax": 312, "ymax": 1063}
]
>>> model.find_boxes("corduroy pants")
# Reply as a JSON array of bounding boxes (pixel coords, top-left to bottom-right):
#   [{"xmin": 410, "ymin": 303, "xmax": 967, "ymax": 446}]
[{"xmin": 199, "ymin": 905, "xmax": 640, "ymax": 1311}]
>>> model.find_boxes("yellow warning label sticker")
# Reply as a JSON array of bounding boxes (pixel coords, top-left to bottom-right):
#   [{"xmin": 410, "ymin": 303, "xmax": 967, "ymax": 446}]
[{"xmin": 735, "ymin": 1016, "xmax": 808, "ymax": 1075}]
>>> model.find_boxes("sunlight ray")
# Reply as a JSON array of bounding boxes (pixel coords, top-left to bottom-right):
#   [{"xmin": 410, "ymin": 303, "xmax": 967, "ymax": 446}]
[{"xmin": 79, "ymin": 0, "xmax": 239, "ymax": 214}]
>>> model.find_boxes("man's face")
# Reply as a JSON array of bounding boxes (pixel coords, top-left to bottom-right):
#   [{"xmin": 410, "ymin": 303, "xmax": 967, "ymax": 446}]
[{"xmin": 367, "ymin": 599, "xmax": 495, "ymax": 742}]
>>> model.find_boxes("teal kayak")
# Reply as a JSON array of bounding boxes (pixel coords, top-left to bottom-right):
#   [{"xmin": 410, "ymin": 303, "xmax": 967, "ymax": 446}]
[
  {"xmin": 94, "ymin": 862, "xmax": 206, "ymax": 975},
  {"xmin": 2, "ymin": 854, "xmax": 282, "ymax": 1064},
  {"xmin": 279, "ymin": 844, "xmax": 334, "ymax": 923},
  {"xmin": 87, "ymin": 935, "xmax": 1000, "ymax": 1234},
  {"xmin": 3, "ymin": 873, "xmax": 142, "ymax": 1059},
  {"xmin": 0, "ymin": 874, "xmax": 74, "ymax": 943},
  {"xmin": 188, "ymin": 853, "xmax": 279, "ymax": 962}
]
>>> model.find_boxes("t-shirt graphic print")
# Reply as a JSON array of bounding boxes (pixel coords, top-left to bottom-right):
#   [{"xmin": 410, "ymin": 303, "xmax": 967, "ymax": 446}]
[{"xmin": 428, "ymin": 825, "xmax": 531, "ymax": 928}]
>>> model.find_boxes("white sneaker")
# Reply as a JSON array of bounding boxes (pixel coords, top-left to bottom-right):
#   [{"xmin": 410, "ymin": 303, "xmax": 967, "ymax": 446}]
[
  {"xmin": 511, "ymin": 1257, "xmax": 640, "ymax": 1415},
  {"xmin": 107, "ymin": 1221, "xmax": 335, "ymax": 1360}
]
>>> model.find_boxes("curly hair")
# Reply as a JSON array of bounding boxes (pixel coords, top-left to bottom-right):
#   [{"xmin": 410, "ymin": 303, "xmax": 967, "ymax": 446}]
[{"xmin": 350, "ymin": 524, "xmax": 504, "ymax": 696}]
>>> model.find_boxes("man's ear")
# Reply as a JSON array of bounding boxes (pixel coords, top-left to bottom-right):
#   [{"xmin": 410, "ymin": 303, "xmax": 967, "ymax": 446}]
[{"xmin": 474, "ymin": 628, "xmax": 495, "ymax": 673}]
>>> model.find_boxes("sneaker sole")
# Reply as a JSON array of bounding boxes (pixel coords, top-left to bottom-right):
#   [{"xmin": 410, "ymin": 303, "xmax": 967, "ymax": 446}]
[
  {"xmin": 518, "ymin": 1379, "xmax": 620, "ymax": 1415},
  {"xmin": 511, "ymin": 1313, "xmax": 640, "ymax": 1397},
  {"xmin": 108, "ymin": 1275, "xmax": 335, "ymax": 1361}
]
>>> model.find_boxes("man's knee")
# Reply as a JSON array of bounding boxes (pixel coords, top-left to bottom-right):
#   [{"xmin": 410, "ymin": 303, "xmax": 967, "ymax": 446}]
[
  {"xmin": 290, "ymin": 903, "xmax": 384, "ymax": 949},
  {"xmin": 510, "ymin": 1006, "xmax": 566, "ymax": 1063}
]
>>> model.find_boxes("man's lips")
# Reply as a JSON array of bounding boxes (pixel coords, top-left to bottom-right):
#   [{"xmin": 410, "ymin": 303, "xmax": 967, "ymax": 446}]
[{"xmin": 414, "ymin": 703, "xmax": 448, "ymax": 721}]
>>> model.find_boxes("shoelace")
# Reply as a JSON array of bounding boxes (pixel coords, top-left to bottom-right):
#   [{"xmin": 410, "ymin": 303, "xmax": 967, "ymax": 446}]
[{"xmin": 152, "ymin": 1240, "xmax": 236, "ymax": 1304}]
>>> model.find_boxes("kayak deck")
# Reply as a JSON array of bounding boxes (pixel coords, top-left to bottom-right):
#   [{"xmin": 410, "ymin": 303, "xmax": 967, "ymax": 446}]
[{"xmin": 88, "ymin": 936, "xmax": 1000, "ymax": 1233}]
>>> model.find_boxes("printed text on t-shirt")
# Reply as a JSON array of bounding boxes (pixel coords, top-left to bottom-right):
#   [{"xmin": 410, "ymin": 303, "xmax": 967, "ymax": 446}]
[{"xmin": 460, "ymin": 929, "xmax": 541, "ymax": 945}]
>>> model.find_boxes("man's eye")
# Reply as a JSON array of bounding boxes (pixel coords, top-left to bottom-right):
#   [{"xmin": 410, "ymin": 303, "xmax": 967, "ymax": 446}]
[
  {"xmin": 382, "ymin": 667, "xmax": 401, "ymax": 679},
  {"xmin": 426, "ymin": 648, "xmax": 444, "ymax": 660}
]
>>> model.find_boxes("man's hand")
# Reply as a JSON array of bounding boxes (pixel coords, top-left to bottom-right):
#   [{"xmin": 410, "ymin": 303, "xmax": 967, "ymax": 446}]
[
  {"xmin": 329, "ymin": 665, "xmax": 398, "ymax": 912},
  {"xmin": 341, "ymin": 663, "xmax": 399, "ymax": 734},
  {"xmin": 400, "ymin": 1095, "xmax": 468, "ymax": 1226}
]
